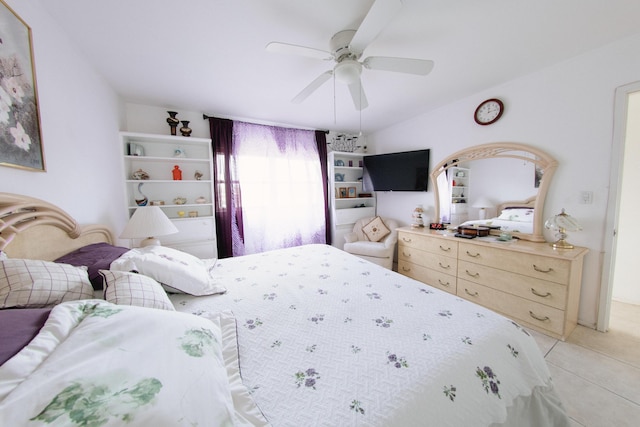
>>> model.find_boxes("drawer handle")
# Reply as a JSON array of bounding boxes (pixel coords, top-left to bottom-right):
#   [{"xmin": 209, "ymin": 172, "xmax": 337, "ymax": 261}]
[
  {"xmin": 465, "ymin": 269, "xmax": 479, "ymax": 278},
  {"xmin": 529, "ymin": 311, "xmax": 550, "ymax": 322},
  {"xmin": 402, "ymin": 237, "xmax": 412, "ymax": 243},
  {"xmin": 533, "ymin": 264, "xmax": 554, "ymax": 273},
  {"xmin": 402, "ymin": 266, "xmax": 411, "ymax": 272},
  {"xmin": 438, "ymin": 262, "xmax": 451, "ymax": 269},
  {"xmin": 402, "ymin": 251, "xmax": 411, "ymax": 258},
  {"xmin": 438, "ymin": 279, "xmax": 451, "ymax": 287},
  {"xmin": 531, "ymin": 288, "xmax": 551, "ymax": 298},
  {"xmin": 464, "ymin": 288, "xmax": 479, "ymax": 297},
  {"xmin": 466, "ymin": 251, "xmax": 480, "ymax": 258},
  {"xmin": 439, "ymin": 245, "xmax": 451, "ymax": 252}
]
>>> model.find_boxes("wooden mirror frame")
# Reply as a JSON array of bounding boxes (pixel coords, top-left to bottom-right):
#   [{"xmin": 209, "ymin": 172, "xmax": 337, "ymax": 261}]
[{"xmin": 429, "ymin": 142, "xmax": 558, "ymax": 242}]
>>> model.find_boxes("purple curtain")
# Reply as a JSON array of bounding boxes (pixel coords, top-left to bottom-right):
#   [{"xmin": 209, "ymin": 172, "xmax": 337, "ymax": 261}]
[
  {"xmin": 315, "ymin": 130, "xmax": 331, "ymax": 244},
  {"xmin": 209, "ymin": 117, "xmax": 242, "ymax": 258},
  {"xmin": 209, "ymin": 117, "xmax": 329, "ymax": 257}
]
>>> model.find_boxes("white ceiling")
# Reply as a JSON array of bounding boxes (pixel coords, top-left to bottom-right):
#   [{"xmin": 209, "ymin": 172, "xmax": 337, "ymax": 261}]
[{"xmin": 39, "ymin": 0, "xmax": 640, "ymax": 134}]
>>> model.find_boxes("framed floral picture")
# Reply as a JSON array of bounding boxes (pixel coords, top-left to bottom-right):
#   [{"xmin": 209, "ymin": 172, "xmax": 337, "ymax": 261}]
[
  {"xmin": 0, "ymin": 1, "xmax": 45, "ymax": 171},
  {"xmin": 348, "ymin": 187, "xmax": 357, "ymax": 198}
]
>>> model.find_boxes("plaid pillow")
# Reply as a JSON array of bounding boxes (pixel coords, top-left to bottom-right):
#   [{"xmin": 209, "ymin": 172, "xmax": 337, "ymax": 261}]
[
  {"xmin": 100, "ymin": 270, "xmax": 175, "ymax": 311},
  {"xmin": 0, "ymin": 259, "xmax": 94, "ymax": 308}
]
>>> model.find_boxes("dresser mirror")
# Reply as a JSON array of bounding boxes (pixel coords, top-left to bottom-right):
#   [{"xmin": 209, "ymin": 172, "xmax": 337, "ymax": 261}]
[{"xmin": 430, "ymin": 142, "xmax": 558, "ymax": 242}]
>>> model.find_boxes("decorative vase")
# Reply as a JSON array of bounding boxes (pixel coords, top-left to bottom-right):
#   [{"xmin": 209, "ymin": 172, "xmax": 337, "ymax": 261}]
[
  {"xmin": 135, "ymin": 183, "xmax": 148, "ymax": 206},
  {"xmin": 167, "ymin": 111, "xmax": 179, "ymax": 136},
  {"xmin": 172, "ymin": 165, "xmax": 182, "ymax": 180},
  {"xmin": 180, "ymin": 120, "xmax": 192, "ymax": 137}
]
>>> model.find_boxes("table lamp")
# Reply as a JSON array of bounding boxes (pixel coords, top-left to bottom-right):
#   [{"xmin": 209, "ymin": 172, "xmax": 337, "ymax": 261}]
[
  {"xmin": 544, "ymin": 208, "xmax": 582, "ymax": 249},
  {"xmin": 120, "ymin": 206, "xmax": 178, "ymax": 247}
]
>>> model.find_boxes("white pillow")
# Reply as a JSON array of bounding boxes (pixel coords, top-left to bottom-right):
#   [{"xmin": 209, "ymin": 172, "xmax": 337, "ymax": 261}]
[
  {"xmin": 110, "ymin": 246, "xmax": 226, "ymax": 296},
  {"xmin": 0, "ymin": 259, "xmax": 93, "ymax": 308},
  {"xmin": 100, "ymin": 269, "xmax": 175, "ymax": 311},
  {"xmin": 497, "ymin": 208, "xmax": 534, "ymax": 222}
]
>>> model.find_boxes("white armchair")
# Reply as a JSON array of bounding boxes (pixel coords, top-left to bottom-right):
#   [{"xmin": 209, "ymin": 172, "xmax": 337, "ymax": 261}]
[{"xmin": 343, "ymin": 216, "xmax": 399, "ymax": 270}]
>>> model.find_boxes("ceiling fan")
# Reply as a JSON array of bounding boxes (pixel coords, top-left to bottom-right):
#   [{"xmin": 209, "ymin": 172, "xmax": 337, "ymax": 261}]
[{"xmin": 266, "ymin": 0, "xmax": 434, "ymax": 111}]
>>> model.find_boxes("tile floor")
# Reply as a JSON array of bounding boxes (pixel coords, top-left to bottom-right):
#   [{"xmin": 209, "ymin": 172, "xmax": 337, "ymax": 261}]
[{"xmin": 529, "ymin": 301, "xmax": 640, "ymax": 427}]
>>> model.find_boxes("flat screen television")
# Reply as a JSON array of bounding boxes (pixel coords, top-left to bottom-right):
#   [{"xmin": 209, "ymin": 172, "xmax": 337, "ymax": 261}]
[{"xmin": 362, "ymin": 149, "xmax": 430, "ymax": 192}]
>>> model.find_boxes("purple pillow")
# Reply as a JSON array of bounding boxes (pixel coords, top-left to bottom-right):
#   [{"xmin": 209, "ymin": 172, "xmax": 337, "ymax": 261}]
[
  {"xmin": 0, "ymin": 308, "xmax": 51, "ymax": 366},
  {"xmin": 54, "ymin": 243, "xmax": 130, "ymax": 290}
]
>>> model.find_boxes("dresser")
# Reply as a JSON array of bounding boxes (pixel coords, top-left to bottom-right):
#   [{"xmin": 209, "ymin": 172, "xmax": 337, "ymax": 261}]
[{"xmin": 397, "ymin": 227, "xmax": 588, "ymax": 340}]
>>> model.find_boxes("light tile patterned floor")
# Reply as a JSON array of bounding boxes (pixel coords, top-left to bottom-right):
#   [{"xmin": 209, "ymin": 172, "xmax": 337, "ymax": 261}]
[{"xmin": 530, "ymin": 301, "xmax": 640, "ymax": 427}]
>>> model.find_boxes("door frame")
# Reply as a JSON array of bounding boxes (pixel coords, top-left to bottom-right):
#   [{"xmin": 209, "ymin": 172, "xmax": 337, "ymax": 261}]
[{"xmin": 597, "ymin": 81, "xmax": 640, "ymax": 331}]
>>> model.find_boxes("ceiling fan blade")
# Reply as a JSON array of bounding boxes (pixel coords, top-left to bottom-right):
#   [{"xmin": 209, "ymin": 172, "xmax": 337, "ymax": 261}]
[
  {"xmin": 363, "ymin": 56, "xmax": 434, "ymax": 75},
  {"xmin": 348, "ymin": 79, "xmax": 369, "ymax": 111},
  {"xmin": 349, "ymin": 0, "xmax": 402, "ymax": 55},
  {"xmin": 292, "ymin": 70, "xmax": 333, "ymax": 104},
  {"xmin": 266, "ymin": 42, "xmax": 332, "ymax": 60}
]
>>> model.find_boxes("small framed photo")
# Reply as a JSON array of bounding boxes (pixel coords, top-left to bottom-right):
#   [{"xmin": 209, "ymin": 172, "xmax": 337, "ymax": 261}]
[
  {"xmin": 348, "ymin": 187, "xmax": 357, "ymax": 198},
  {"xmin": 339, "ymin": 187, "xmax": 347, "ymax": 198}
]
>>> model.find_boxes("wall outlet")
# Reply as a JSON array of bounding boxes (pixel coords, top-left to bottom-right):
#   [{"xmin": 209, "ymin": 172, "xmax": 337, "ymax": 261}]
[{"xmin": 580, "ymin": 191, "xmax": 593, "ymax": 204}]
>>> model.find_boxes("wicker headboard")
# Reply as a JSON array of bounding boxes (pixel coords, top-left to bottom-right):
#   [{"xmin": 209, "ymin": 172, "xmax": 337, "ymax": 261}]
[{"xmin": 0, "ymin": 193, "xmax": 114, "ymax": 261}]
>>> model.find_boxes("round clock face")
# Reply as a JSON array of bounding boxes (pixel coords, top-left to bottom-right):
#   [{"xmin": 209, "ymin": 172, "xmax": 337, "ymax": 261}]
[{"xmin": 474, "ymin": 99, "xmax": 504, "ymax": 125}]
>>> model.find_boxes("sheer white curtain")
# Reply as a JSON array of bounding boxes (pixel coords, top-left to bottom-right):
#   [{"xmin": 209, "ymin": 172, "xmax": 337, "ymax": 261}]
[
  {"xmin": 231, "ymin": 121, "xmax": 326, "ymax": 255},
  {"xmin": 437, "ymin": 168, "xmax": 451, "ymax": 223}
]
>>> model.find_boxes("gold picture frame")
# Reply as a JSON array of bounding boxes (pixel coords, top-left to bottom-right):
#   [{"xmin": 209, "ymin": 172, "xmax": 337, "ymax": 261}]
[{"xmin": 0, "ymin": 0, "xmax": 45, "ymax": 171}]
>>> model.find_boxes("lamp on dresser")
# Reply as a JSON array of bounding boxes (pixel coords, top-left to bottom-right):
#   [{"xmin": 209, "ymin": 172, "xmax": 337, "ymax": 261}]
[
  {"xmin": 472, "ymin": 196, "xmax": 494, "ymax": 220},
  {"xmin": 544, "ymin": 208, "xmax": 582, "ymax": 249},
  {"xmin": 120, "ymin": 206, "xmax": 178, "ymax": 247}
]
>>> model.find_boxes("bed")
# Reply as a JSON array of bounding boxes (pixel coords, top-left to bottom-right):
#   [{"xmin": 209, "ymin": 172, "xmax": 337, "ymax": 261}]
[
  {"xmin": 0, "ymin": 192, "xmax": 569, "ymax": 426},
  {"xmin": 459, "ymin": 198, "xmax": 536, "ymax": 237}
]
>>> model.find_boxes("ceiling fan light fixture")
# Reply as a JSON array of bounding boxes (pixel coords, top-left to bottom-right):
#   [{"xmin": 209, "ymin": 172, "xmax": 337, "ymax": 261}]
[{"xmin": 334, "ymin": 59, "xmax": 362, "ymax": 84}]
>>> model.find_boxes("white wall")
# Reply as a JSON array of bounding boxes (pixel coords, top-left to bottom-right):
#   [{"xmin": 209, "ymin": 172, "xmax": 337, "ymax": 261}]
[
  {"xmin": 0, "ymin": 0, "xmax": 123, "ymax": 231},
  {"xmin": 612, "ymin": 91, "xmax": 640, "ymax": 304},
  {"xmin": 368, "ymin": 33, "xmax": 640, "ymax": 328}
]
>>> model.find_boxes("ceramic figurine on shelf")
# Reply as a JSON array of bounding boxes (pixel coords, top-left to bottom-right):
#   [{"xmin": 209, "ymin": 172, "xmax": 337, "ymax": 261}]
[
  {"xmin": 172, "ymin": 165, "xmax": 182, "ymax": 180},
  {"xmin": 134, "ymin": 183, "xmax": 148, "ymax": 206},
  {"xmin": 167, "ymin": 111, "xmax": 179, "ymax": 136},
  {"xmin": 194, "ymin": 170, "xmax": 203, "ymax": 180},
  {"xmin": 132, "ymin": 169, "xmax": 149, "ymax": 180}
]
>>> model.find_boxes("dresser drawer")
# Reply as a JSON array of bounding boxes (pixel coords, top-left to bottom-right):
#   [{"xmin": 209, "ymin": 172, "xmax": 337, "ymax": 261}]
[
  {"xmin": 398, "ymin": 246, "xmax": 457, "ymax": 274},
  {"xmin": 398, "ymin": 232, "xmax": 458, "ymax": 257},
  {"xmin": 458, "ymin": 279, "xmax": 565, "ymax": 336},
  {"xmin": 398, "ymin": 260, "xmax": 456, "ymax": 294},
  {"xmin": 457, "ymin": 260, "xmax": 567, "ymax": 310},
  {"xmin": 458, "ymin": 242, "xmax": 570, "ymax": 284}
]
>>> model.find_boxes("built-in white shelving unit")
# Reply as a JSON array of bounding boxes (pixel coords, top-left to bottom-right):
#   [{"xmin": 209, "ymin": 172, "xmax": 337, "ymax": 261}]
[
  {"xmin": 328, "ymin": 151, "xmax": 376, "ymax": 249},
  {"xmin": 120, "ymin": 131, "xmax": 217, "ymax": 258}
]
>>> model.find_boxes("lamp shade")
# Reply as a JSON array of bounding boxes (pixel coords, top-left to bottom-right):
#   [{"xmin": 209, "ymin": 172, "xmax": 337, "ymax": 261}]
[
  {"xmin": 120, "ymin": 206, "xmax": 178, "ymax": 247},
  {"xmin": 472, "ymin": 196, "xmax": 494, "ymax": 220}
]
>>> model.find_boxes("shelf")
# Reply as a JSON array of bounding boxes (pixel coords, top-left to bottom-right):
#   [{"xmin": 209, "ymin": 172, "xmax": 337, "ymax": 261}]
[
  {"xmin": 126, "ymin": 180, "xmax": 212, "ymax": 184},
  {"xmin": 121, "ymin": 131, "xmax": 211, "ymax": 145},
  {"xmin": 125, "ymin": 155, "xmax": 209, "ymax": 163}
]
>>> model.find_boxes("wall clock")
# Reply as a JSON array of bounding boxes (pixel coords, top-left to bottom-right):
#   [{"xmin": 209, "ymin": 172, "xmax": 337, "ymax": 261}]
[{"xmin": 474, "ymin": 98, "xmax": 504, "ymax": 125}]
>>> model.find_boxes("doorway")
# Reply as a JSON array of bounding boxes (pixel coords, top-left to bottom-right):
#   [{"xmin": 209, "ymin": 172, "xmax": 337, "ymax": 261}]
[{"xmin": 598, "ymin": 82, "xmax": 640, "ymax": 332}]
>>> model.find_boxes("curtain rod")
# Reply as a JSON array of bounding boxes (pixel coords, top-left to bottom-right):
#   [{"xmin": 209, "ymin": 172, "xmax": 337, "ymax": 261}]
[{"xmin": 202, "ymin": 113, "xmax": 328, "ymax": 134}]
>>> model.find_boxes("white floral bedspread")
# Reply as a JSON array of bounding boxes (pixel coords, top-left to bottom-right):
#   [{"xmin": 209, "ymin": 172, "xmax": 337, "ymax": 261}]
[
  {"xmin": 0, "ymin": 300, "xmax": 264, "ymax": 426},
  {"xmin": 170, "ymin": 244, "xmax": 569, "ymax": 427}
]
